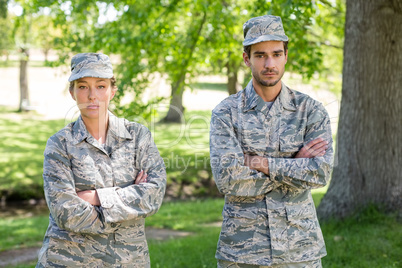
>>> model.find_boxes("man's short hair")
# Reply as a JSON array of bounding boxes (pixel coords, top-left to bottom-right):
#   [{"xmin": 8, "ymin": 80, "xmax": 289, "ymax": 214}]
[{"xmin": 244, "ymin": 41, "xmax": 288, "ymax": 58}]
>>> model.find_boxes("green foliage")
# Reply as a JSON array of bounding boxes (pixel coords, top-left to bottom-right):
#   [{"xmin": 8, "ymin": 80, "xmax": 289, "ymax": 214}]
[
  {"xmin": 0, "ymin": 15, "xmax": 14, "ymax": 57},
  {"xmin": 0, "ymin": 0, "xmax": 8, "ymax": 18},
  {"xmin": 26, "ymin": 0, "xmax": 345, "ymax": 118}
]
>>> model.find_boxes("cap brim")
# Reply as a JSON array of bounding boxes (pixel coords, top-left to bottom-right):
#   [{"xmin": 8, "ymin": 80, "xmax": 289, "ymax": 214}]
[
  {"xmin": 243, "ymin": 34, "xmax": 289, "ymax": 46},
  {"xmin": 68, "ymin": 70, "xmax": 114, "ymax": 82}
]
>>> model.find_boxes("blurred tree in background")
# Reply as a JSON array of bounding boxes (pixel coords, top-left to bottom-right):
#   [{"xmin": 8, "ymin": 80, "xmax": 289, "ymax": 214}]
[
  {"xmin": 1, "ymin": 0, "xmax": 347, "ymax": 202},
  {"xmin": 318, "ymin": 0, "xmax": 402, "ymax": 220},
  {"xmin": 21, "ymin": 0, "xmax": 344, "ymax": 122}
]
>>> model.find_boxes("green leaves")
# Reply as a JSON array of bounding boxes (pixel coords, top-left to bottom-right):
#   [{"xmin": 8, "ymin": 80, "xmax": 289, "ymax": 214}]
[{"xmin": 15, "ymin": 0, "xmax": 344, "ymax": 117}]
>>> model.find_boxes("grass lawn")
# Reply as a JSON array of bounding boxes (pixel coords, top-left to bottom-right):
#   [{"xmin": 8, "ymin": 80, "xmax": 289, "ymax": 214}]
[
  {"xmin": 0, "ymin": 199, "xmax": 401, "ymax": 268},
  {"xmin": 0, "ymin": 109, "xmax": 400, "ymax": 267},
  {"xmin": 0, "ymin": 109, "xmax": 214, "ymax": 200}
]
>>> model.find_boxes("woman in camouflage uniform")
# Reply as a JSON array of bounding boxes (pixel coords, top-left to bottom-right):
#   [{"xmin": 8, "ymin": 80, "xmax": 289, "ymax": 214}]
[{"xmin": 36, "ymin": 53, "xmax": 166, "ymax": 267}]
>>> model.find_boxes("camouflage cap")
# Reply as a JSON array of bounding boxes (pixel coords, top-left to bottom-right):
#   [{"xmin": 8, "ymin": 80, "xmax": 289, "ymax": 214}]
[
  {"xmin": 68, "ymin": 53, "xmax": 114, "ymax": 82},
  {"xmin": 243, "ymin": 15, "xmax": 288, "ymax": 46}
]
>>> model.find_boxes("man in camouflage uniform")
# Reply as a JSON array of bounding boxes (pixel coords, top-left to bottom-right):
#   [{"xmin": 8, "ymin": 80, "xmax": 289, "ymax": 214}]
[
  {"xmin": 37, "ymin": 53, "xmax": 166, "ymax": 267},
  {"xmin": 210, "ymin": 15, "xmax": 333, "ymax": 267}
]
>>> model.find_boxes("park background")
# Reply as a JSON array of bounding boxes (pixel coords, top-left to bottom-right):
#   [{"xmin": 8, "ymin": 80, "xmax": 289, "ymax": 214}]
[{"xmin": 0, "ymin": 0, "xmax": 400, "ymax": 267}]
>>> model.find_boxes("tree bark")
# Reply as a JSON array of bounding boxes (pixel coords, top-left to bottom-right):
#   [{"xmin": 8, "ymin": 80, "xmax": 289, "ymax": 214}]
[
  {"xmin": 19, "ymin": 48, "xmax": 30, "ymax": 112},
  {"xmin": 162, "ymin": 10, "xmax": 207, "ymax": 123},
  {"xmin": 317, "ymin": 0, "xmax": 402, "ymax": 220},
  {"xmin": 227, "ymin": 55, "xmax": 240, "ymax": 95},
  {"xmin": 162, "ymin": 74, "xmax": 185, "ymax": 123}
]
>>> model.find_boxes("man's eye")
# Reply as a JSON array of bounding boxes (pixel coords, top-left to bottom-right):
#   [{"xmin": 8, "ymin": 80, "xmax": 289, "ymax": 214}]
[
  {"xmin": 98, "ymin": 85, "xmax": 105, "ymax": 89},
  {"xmin": 79, "ymin": 86, "xmax": 86, "ymax": 89}
]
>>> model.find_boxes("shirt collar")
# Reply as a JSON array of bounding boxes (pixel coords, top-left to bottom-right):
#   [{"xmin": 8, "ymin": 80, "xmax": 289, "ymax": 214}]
[
  {"xmin": 71, "ymin": 111, "xmax": 132, "ymax": 145},
  {"xmin": 72, "ymin": 115, "xmax": 90, "ymax": 145},
  {"xmin": 243, "ymin": 79, "xmax": 296, "ymax": 112},
  {"xmin": 107, "ymin": 112, "xmax": 133, "ymax": 140}
]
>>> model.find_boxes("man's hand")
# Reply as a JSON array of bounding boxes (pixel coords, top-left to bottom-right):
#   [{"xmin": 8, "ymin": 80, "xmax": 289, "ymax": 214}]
[
  {"xmin": 134, "ymin": 170, "xmax": 148, "ymax": 184},
  {"xmin": 244, "ymin": 154, "xmax": 269, "ymax": 175},
  {"xmin": 77, "ymin": 190, "xmax": 100, "ymax": 206},
  {"xmin": 295, "ymin": 138, "xmax": 328, "ymax": 158}
]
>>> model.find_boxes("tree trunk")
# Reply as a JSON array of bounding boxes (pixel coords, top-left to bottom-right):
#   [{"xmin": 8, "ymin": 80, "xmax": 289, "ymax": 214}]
[
  {"xmin": 317, "ymin": 0, "xmax": 402, "ymax": 220},
  {"xmin": 227, "ymin": 55, "xmax": 240, "ymax": 95},
  {"xmin": 162, "ymin": 74, "xmax": 185, "ymax": 123},
  {"xmin": 162, "ymin": 10, "xmax": 207, "ymax": 123},
  {"xmin": 19, "ymin": 48, "xmax": 30, "ymax": 112},
  {"xmin": 43, "ymin": 49, "xmax": 49, "ymax": 61}
]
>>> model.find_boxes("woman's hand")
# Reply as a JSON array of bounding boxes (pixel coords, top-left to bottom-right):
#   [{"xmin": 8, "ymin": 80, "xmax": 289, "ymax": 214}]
[
  {"xmin": 77, "ymin": 190, "xmax": 100, "ymax": 206},
  {"xmin": 135, "ymin": 170, "xmax": 148, "ymax": 184},
  {"xmin": 76, "ymin": 170, "xmax": 148, "ymax": 206}
]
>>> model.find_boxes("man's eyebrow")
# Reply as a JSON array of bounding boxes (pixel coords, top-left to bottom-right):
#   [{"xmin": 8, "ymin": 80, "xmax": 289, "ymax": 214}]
[{"xmin": 253, "ymin": 49, "xmax": 284, "ymax": 55}]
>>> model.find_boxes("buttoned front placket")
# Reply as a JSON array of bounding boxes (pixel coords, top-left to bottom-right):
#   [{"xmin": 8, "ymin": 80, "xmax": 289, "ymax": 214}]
[
  {"xmin": 85, "ymin": 132, "xmax": 123, "ymax": 251},
  {"xmin": 240, "ymin": 83, "xmax": 294, "ymax": 263}
]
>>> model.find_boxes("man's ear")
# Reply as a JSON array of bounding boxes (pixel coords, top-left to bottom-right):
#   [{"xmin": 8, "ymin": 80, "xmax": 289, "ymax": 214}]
[
  {"xmin": 243, "ymin": 52, "xmax": 251, "ymax": 67},
  {"xmin": 285, "ymin": 50, "xmax": 288, "ymax": 64}
]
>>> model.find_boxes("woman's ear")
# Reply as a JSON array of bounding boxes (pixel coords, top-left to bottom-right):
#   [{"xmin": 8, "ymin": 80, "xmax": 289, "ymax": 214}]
[
  {"xmin": 69, "ymin": 89, "xmax": 76, "ymax": 101},
  {"xmin": 110, "ymin": 87, "xmax": 117, "ymax": 100}
]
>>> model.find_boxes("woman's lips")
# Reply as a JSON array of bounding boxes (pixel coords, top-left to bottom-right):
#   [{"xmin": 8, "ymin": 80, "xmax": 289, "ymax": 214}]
[{"xmin": 86, "ymin": 105, "xmax": 99, "ymax": 109}]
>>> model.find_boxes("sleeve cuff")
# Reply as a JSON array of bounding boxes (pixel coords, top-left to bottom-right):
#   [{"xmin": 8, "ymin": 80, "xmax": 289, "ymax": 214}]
[
  {"xmin": 97, "ymin": 187, "xmax": 117, "ymax": 209},
  {"xmin": 268, "ymin": 157, "xmax": 282, "ymax": 182}
]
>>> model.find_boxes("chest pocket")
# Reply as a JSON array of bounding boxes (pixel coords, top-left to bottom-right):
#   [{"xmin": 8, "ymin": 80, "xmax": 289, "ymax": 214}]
[
  {"xmin": 279, "ymin": 129, "xmax": 305, "ymax": 158},
  {"xmin": 237, "ymin": 111, "xmax": 267, "ymax": 155},
  {"xmin": 71, "ymin": 154, "xmax": 97, "ymax": 190},
  {"xmin": 109, "ymin": 142, "xmax": 136, "ymax": 187}
]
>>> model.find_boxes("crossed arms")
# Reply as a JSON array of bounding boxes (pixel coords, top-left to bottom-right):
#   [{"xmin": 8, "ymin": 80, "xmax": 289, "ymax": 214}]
[
  {"xmin": 244, "ymin": 138, "xmax": 329, "ymax": 175},
  {"xmin": 209, "ymin": 102, "xmax": 334, "ymax": 197},
  {"xmin": 77, "ymin": 170, "xmax": 149, "ymax": 205}
]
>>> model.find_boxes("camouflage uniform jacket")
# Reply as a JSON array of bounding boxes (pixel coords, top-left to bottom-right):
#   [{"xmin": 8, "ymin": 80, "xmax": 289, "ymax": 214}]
[
  {"xmin": 210, "ymin": 80, "xmax": 333, "ymax": 266},
  {"xmin": 37, "ymin": 113, "xmax": 166, "ymax": 267}
]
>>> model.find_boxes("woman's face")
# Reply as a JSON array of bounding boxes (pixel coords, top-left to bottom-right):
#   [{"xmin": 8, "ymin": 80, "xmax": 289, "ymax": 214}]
[{"xmin": 70, "ymin": 77, "xmax": 116, "ymax": 121}]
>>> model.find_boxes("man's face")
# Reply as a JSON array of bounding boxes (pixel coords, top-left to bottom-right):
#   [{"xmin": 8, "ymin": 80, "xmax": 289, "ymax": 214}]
[
  {"xmin": 243, "ymin": 41, "xmax": 288, "ymax": 88},
  {"xmin": 70, "ymin": 77, "xmax": 116, "ymax": 120}
]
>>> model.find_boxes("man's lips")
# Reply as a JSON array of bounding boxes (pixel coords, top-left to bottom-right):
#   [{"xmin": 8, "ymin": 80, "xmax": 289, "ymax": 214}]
[{"xmin": 262, "ymin": 71, "xmax": 278, "ymax": 76}]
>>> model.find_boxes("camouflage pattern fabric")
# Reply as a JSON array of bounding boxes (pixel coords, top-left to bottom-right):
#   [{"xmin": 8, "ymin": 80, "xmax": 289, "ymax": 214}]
[
  {"xmin": 210, "ymin": 80, "xmax": 333, "ymax": 266},
  {"xmin": 36, "ymin": 112, "xmax": 166, "ymax": 267},
  {"xmin": 218, "ymin": 258, "xmax": 322, "ymax": 268},
  {"xmin": 243, "ymin": 15, "xmax": 288, "ymax": 46},
  {"xmin": 68, "ymin": 53, "xmax": 114, "ymax": 82}
]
